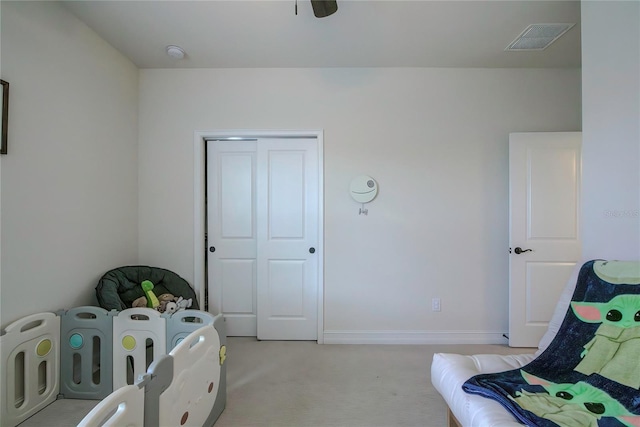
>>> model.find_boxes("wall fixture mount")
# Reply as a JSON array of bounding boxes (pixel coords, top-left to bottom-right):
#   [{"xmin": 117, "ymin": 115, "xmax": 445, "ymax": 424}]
[
  {"xmin": 166, "ymin": 45, "xmax": 186, "ymax": 59},
  {"xmin": 350, "ymin": 175, "xmax": 378, "ymax": 215}
]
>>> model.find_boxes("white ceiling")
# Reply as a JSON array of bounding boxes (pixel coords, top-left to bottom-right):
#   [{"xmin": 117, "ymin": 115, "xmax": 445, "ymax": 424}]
[{"xmin": 61, "ymin": 0, "xmax": 581, "ymax": 69}]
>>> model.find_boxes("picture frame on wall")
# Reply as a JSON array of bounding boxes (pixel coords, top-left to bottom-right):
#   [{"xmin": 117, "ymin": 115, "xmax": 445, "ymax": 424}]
[{"xmin": 1, "ymin": 79, "xmax": 8, "ymax": 155}]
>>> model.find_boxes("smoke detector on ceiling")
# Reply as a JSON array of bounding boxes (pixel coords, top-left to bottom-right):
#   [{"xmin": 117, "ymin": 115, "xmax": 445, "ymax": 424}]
[
  {"xmin": 505, "ymin": 23, "xmax": 575, "ymax": 51},
  {"xmin": 166, "ymin": 45, "xmax": 186, "ymax": 59}
]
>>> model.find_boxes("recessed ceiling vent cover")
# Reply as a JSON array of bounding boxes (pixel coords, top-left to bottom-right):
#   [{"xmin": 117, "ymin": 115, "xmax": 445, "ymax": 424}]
[{"xmin": 506, "ymin": 23, "xmax": 575, "ymax": 51}]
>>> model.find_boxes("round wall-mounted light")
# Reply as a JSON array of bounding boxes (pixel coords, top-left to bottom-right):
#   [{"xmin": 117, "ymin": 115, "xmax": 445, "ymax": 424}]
[
  {"xmin": 350, "ymin": 175, "xmax": 378, "ymax": 204},
  {"xmin": 166, "ymin": 45, "xmax": 186, "ymax": 59}
]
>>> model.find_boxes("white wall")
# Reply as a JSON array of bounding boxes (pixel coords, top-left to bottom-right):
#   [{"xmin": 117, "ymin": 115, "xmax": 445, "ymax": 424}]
[
  {"xmin": 0, "ymin": 1, "xmax": 139, "ymax": 326},
  {"xmin": 0, "ymin": 1, "xmax": 588, "ymax": 341},
  {"xmin": 581, "ymin": 1, "xmax": 640, "ymax": 260},
  {"xmin": 139, "ymin": 67, "xmax": 581, "ymax": 342}
]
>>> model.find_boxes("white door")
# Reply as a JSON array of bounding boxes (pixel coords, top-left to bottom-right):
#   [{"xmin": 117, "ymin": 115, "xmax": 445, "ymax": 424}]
[
  {"xmin": 256, "ymin": 139, "xmax": 319, "ymax": 340},
  {"xmin": 207, "ymin": 140, "xmax": 258, "ymax": 336},
  {"xmin": 509, "ymin": 132, "xmax": 582, "ymax": 347},
  {"xmin": 207, "ymin": 138, "xmax": 319, "ymax": 340}
]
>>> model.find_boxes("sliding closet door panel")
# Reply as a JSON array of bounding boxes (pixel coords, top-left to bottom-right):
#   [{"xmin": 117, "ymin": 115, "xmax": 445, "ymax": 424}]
[
  {"xmin": 257, "ymin": 139, "xmax": 319, "ymax": 340},
  {"xmin": 207, "ymin": 141, "xmax": 257, "ymax": 336}
]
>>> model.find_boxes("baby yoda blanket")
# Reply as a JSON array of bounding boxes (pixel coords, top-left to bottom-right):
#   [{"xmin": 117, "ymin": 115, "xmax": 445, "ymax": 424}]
[{"xmin": 462, "ymin": 259, "xmax": 640, "ymax": 427}]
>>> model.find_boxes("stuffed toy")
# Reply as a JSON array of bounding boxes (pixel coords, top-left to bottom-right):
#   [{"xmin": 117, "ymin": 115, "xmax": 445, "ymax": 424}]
[
  {"xmin": 163, "ymin": 301, "xmax": 178, "ymax": 314},
  {"xmin": 132, "ymin": 295, "xmax": 147, "ymax": 308},
  {"xmin": 141, "ymin": 280, "xmax": 160, "ymax": 309},
  {"xmin": 132, "ymin": 293, "xmax": 191, "ymax": 314},
  {"xmin": 156, "ymin": 294, "xmax": 177, "ymax": 313},
  {"xmin": 175, "ymin": 296, "xmax": 193, "ymax": 310}
]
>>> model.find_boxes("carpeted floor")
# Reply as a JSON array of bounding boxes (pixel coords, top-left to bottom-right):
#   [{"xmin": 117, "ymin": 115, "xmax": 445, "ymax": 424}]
[
  {"xmin": 13, "ymin": 337, "xmax": 532, "ymax": 427},
  {"xmin": 15, "ymin": 398, "xmax": 100, "ymax": 427},
  {"xmin": 214, "ymin": 338, "xmax": 534, "ymax": 427}
]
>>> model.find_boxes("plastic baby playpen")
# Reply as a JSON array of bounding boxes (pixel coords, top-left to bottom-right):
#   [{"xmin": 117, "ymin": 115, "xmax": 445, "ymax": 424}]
[{"xmin": 0, "ymin": 306, "xmax": 226, "ymax": 427}]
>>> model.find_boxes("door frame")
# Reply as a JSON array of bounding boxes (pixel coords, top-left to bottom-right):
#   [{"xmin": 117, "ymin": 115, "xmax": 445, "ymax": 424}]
[{"xmin": 193, "ymin": 129, "xmax": 325, "ymax": 343}]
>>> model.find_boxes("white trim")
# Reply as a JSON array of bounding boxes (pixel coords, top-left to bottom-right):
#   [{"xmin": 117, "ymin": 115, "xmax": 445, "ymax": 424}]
[
  {"xmin": 316, "ymin": 132, "xmax": 324, "ymax": 344},
  {"xmin": 323, "ymin": 330, "xmax": 509, "ymax": 345},
  {"xmin": 193, "ymin": 129, "xmax": 325, "ymax": 343},
  {"xmin": 193, "ymin": 132, "xmax": 206, "ymax": 310}
]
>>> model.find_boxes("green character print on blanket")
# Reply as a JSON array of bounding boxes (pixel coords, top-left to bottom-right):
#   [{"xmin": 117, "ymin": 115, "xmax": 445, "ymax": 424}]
[
  {"xmin": 571, "ymin": 294, "xmax": 640, "ymax": 388},
  {"xmin": 511, "ymin": 371, "xmax": 640, "ymax": 427},
  {"xmin": 593, "ymin": 260, "xmax": 640, "ymax": 285}
]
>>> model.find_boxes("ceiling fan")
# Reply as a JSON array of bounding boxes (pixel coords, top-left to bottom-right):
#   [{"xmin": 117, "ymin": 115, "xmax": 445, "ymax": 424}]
[
  {"xmin": 295, "ymin": 0, "xmax": 337, "ymax": 18},
  {"xmin": 311, "ymin": 0, "xmax": 338, "ymax": 18}
]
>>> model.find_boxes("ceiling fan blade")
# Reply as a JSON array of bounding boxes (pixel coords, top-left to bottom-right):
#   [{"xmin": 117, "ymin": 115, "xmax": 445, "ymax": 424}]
[{"xmin": 311, "ymin": 0, "xmax": 338, "ymax": 18}]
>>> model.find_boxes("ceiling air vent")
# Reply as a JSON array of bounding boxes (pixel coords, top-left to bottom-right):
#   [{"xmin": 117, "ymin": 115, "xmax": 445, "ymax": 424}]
[{"xmin": 506, "ymin": 23, "xmax": 575, "ymax": 51}]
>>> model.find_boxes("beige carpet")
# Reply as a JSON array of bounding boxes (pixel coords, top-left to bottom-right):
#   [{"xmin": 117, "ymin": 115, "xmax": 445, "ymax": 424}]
[
  {"xmin": 15, "ymin": 398, "xmax": 100, "ymax": 427},
  {"xmin": 214, "ymin": 338, "xmax": 534, "ymax": 427},
  {"xmin": 13, "ymin": 338, "xmax": 532, "ymax": 426}
]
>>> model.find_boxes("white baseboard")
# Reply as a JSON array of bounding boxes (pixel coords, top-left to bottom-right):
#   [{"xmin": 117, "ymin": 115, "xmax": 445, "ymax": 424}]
[{"xmin": 322, "ymin": 330, "xmax": 509, "ymax": 345}]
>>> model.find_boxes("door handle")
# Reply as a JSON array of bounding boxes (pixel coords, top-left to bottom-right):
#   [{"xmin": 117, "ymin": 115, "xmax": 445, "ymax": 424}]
[
  {"xmin": 514, "ymin": 247, "xmax": 532, "ymax": 254},
  {"xmin": 309, "ymin": 247, "xmax": 316, "ymax": 254}
]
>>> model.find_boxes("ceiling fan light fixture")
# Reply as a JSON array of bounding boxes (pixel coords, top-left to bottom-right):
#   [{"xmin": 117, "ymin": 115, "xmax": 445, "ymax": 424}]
[
  {"xmin": 311, "ymin": 0, "xmax": 338, "ymax": 18},
  {"xmin": 166, "ymin": 45, "xmax": 186, "ymax": 59}
]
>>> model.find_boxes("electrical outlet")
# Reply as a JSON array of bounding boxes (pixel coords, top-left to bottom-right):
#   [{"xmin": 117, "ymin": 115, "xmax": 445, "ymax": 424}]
[{"xmin": 432, "ymin": 298, "xmax": 441, "ymax": 312}]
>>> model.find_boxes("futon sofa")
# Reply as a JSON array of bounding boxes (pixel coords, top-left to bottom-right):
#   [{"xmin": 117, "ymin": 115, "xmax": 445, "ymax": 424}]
[{"xmin": 431, "ymin": 260, "xmax": 637, "ymax": 427}]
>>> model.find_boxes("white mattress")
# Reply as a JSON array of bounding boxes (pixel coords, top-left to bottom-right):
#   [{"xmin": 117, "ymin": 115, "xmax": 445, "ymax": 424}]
[{"xmin": 431, "ymin": 352, "xmax": 536, "ymax": 427}]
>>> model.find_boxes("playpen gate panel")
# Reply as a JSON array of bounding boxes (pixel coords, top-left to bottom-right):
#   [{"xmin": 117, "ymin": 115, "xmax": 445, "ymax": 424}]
[
  {"xmin": 77, "ymin": 381, "xmax": 145, "ymax": 427},
  {"xmin": 112, "ymin": 308, "xmax": 167, "ymax": 390},
  {"xmin": 0, "ymin": 313, "xmax": 60, "ymax": 427},
  {"xmin": 159, "ymin": 325, "xmax": 221, "ymax": 426},
  {"xmin": 166, "ymin": 309, "xmax": 217, "ymax": 350},
  {"xmin": 59, "ymin": 306, "xmax": 115, "ymax": 399}
]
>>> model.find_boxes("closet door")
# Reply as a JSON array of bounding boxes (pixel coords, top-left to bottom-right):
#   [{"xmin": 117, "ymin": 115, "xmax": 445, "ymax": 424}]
[
  {"xmin": 207, "ymin": 137, "xmax": 319, "ymax": 340},
  {"xmin": 207, "ymin": 141, "xmax": 258, "ymax": 336},
  {"xmin": 256, "ymin": 139, "xmax": 319, "ymax": 340}
]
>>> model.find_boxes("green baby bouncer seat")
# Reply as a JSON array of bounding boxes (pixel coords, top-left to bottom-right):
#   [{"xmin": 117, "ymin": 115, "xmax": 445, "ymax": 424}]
[{"xmin": 95, "ymin": 265, "xmax": 199, "ymax": 311}]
